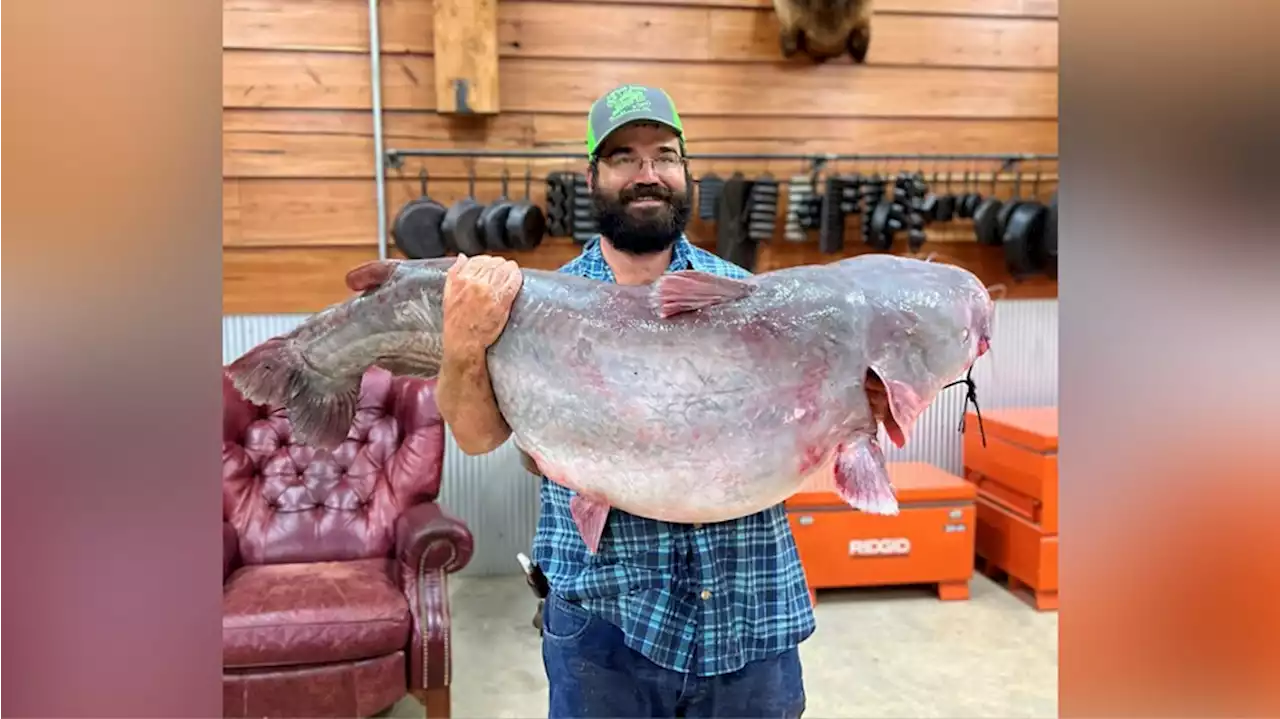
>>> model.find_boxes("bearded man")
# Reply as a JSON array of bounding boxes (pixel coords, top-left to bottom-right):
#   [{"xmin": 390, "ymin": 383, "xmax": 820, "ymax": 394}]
[{"xmin": 434, "ymin": 85, "xmax": 813, "ymax": 718}]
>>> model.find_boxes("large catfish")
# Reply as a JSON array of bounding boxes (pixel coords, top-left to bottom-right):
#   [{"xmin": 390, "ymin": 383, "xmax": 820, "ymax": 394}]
[{"xmin": 226, "ymin": 254, "xmax": 994, "ymax": 553}]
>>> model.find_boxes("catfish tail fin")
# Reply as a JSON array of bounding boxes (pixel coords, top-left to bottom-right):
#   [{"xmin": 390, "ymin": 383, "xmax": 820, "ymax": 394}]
[
  {"xmin": 226, "ymin": 337, "xmax": 361, "ymax": 451},
  {"xmin": 285, "ymin": 376, "xmax": 361, "ymax": 451},
  {"xmin": 226, "ymin": 337, "xmax": 300, "ymax": 408}
]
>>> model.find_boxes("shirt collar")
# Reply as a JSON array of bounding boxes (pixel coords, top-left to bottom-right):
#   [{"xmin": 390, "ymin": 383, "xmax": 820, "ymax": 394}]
[{"xmin": 582, "ymin": 234, "xmax": 696, "ymax": 283}]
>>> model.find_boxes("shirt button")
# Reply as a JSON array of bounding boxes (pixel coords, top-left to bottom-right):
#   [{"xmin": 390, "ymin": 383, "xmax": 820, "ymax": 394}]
[{"xmin": 700, "ymin": 589, "xmax": 712, "ymax": 601}]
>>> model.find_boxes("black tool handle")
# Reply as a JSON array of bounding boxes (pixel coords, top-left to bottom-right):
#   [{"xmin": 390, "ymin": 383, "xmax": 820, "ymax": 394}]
[{"xmin": 516, "ymin": 552, "xmax": 551, "ymax": 598}]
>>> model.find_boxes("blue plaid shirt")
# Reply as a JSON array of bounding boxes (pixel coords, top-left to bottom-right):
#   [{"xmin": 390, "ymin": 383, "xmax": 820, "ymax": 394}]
[{"xmin": 532, "ymin": 234, "xmax": 816, "ymax": 677}]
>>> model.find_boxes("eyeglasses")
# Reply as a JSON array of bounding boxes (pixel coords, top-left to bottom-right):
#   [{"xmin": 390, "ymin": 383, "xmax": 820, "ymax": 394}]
[{"xmin": 599, "ymin": 153, "xmax": 686, "ymax": 176}]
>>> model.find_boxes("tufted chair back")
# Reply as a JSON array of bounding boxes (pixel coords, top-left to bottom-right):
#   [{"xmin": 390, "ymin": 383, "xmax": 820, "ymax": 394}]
[{"xmin": 222, "ymin": 366, "xmax": 445, "ymax": 566}]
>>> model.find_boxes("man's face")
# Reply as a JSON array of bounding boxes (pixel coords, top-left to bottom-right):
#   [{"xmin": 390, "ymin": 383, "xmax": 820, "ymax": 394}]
[{"xmin": 588, "ymin": 123, "xmax": 693, "ymax": 256}]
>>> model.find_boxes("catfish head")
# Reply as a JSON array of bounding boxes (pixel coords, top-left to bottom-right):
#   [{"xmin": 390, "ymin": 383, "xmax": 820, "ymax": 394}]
[{"xmin": 844, "ymin": 258, "xmax": 994, "ymax": 448}]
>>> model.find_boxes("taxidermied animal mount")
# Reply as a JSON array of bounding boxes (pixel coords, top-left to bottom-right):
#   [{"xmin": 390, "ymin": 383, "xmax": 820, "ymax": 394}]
[{"xmin": 773, "ymin": 0, "xmax": 873, "ymax": 63}]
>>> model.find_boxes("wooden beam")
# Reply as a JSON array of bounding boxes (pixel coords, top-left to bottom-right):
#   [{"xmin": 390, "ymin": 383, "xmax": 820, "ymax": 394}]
[{"xmin": 432, "ymin": 0, "xmax": 499, "ymax": 114}]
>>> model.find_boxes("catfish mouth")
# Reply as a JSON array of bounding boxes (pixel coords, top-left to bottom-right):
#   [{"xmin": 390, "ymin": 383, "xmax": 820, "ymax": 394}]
[{"xmin": 865, "ymin": 369, "xmax": 906, "ymax": 448}]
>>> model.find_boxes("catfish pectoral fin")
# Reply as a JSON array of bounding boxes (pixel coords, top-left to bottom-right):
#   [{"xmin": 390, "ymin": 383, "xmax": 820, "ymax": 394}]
[
  {"xmin": 569, "ymin": 492, "xmax": 611, "ymax": 554},
  {"xmin": 833, "ymin": 435, "xmax": 899, "ymax": 515}
]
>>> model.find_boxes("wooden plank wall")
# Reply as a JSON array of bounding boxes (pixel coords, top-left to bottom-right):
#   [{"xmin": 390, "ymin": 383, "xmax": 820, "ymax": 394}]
[{"xmin": 223, "ymin": 0, "xmax": 1059, "ymax": 313}]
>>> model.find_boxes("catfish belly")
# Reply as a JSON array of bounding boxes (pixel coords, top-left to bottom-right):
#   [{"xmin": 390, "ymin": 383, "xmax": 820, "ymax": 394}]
[{"xmin": 485, "ymin": 266, "xmax": 870, "ymax": 525}]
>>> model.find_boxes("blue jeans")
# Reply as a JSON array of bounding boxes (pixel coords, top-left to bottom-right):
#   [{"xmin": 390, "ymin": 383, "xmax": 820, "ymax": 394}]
[{"xmin": 540, "ymin": 593, "xmax": 806, "ymax": 718}]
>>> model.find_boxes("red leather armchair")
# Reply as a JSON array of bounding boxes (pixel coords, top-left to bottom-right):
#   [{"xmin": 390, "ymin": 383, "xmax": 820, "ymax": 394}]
[{"xmin": 222, "ymin": 367, "xmax": 473, "ymax": 718}]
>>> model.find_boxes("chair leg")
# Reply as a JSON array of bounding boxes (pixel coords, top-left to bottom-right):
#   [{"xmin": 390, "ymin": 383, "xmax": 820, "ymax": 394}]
[{"xmin": 413, "ymin": 686, "xmax": 450, "ymax": 718}]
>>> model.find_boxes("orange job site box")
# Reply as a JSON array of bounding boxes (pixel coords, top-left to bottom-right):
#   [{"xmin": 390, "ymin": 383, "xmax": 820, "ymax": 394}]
[
  {"xmin": 963, "ymin": 406, "xmax": 1058, "ymax": 611},
  {"xmin": 785, "ymin": 462, "xmax": 977, "ymax": 604}
]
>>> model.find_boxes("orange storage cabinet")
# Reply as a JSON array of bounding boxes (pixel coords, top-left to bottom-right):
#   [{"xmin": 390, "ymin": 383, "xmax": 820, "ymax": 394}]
[
  {"xmin": 786, "ymin": 462, "xmax": 977, "ymax": 604},
  {"xmin": 963, "ymin": 406, "xmax": 1058, "ymax": 611}
]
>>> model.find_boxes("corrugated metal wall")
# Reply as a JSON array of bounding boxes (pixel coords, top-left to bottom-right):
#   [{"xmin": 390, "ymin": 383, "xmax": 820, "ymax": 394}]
[{"xmin": 223, "ymin": 299, "xmax": 1057, "ymax": 575}]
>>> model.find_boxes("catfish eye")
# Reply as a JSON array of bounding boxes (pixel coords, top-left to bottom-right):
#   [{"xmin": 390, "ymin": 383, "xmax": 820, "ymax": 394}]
[{"xmin": 961, "ymin": 328, "xmax": 971, "ymax": 344}]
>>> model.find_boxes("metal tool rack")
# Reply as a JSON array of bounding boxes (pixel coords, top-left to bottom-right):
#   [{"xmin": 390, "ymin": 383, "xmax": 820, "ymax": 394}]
[
  {"xmin": 385, "ymin": 149, "xmax": 1057, "ymax": 165},
  {"xmin": 373, "ymin": 148, "xmax": 1056, "ymax": 261}
]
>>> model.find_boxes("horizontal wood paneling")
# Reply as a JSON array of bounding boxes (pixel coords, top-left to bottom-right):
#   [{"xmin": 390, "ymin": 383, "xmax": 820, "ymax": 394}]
[
  {"xmin": 224, "ymin": 0, "xmax": 1056, "ymax": 49},
  {"xmin": 223, "ymin": 246, "xmax": 380, "ymax": 314},
  {"xmin": 879, "ymin": 0, "xmax": 1056, "ymax": 15},
  {"xmin": 224, "ymin": 175, "xmax": 1059, "ymax": 248},
  {"xmin": 224, "ymin": 108, "xmax": 1058, "ymax": 178},
  {"xmin": 223, "ymin": 109, "xmax": 534, "ymax": 178},
  {"xmin": 708, "ymin": 12, "xmax": 1056, "ymax": 68},
  {"xmin": 549, "ymin": 0, "xmax": 1057, "ymax": 13},
  {"xmin": 224, "ymin": 51, "xmax": 1058, "ymax": 117},
  {"xmin": 531, "ymin": 114, "xmax": 1059, "ymax": 155},
  {"xmin": 222, "ymin": 0, "xmax": 1059, "ymax": 312},
  {"xmin": 224, "ymin": 0, "xmax": 1057, "ymax": 69}
]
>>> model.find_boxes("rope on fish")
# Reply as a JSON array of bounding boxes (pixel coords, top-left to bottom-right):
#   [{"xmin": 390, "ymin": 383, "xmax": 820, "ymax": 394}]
[{"xmin": 942, "ymin": 365, "xmax": 987, "ymax": 448}]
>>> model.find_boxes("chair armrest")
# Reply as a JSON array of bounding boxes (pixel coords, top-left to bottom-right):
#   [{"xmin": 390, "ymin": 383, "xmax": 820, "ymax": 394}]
[
  {"xmin": 396, "ymin": 502, "xmax": 474, "ymax": 690},
  {"xmin": 223, "ymin": 521, "xmax": 240, "ymax": 581},
  {"xmin": 396, "ymin": 502, "xmax": 474, "ymax": 574}
]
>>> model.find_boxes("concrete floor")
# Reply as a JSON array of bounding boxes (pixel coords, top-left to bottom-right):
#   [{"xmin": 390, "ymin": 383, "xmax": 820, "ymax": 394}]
[{"xmin": 389, "ymin": 574, "xmax": 1057, "ymax": 718}]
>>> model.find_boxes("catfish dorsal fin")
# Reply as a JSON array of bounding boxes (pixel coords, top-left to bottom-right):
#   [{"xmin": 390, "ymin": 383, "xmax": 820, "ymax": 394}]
[
  {"xmin": 346, "ymin": 260, "xmax": 399, "ymax": 293},
  {"xmin": 650, "ymin": 270, "xmax": 754, "ymax": 319}
]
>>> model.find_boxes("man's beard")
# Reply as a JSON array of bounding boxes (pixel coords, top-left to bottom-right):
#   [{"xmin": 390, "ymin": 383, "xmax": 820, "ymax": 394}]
[{"xmin": 591, "ymin": 174, "xmax": 693, "ymax": 255}]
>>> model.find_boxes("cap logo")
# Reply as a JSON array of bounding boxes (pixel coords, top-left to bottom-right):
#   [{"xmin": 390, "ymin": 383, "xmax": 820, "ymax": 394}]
[{"xmin": 605, "ymin": 85, "xmax": 651, "ymax": 122}]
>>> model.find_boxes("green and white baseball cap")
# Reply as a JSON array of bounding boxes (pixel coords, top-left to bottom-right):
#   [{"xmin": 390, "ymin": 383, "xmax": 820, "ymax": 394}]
[{"xmin": 585, "ymin": 84, "xmax": 685, "ymax": 158}]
